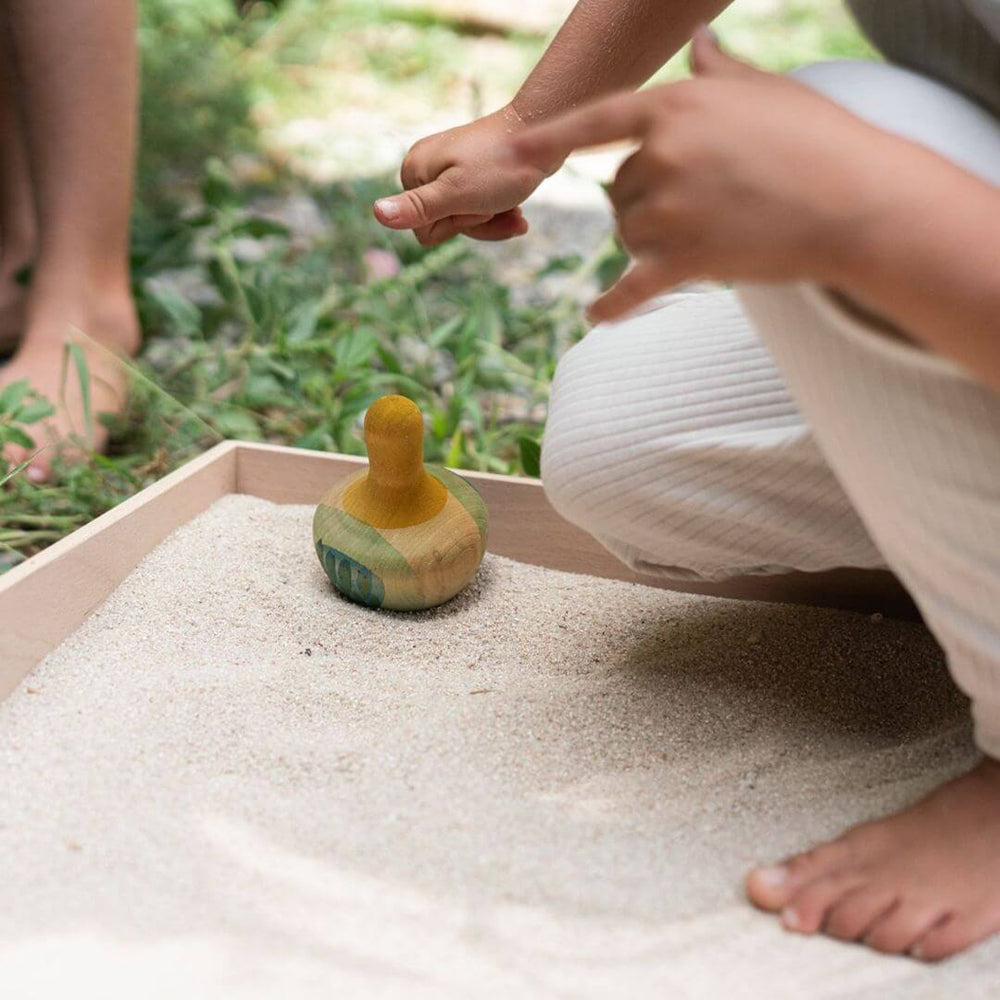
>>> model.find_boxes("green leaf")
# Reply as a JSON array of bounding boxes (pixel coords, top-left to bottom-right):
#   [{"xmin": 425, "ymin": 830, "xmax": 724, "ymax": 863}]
[
  {"xmin": 264, "ymin": 358, "xmax": 296, "ymax": 381},
  {"xmin": 211, "ymin": 408, "xmax": 262, "ymax": 441},
  {"xmin": 295, "ymin": 427, "xmax": 335, "ymax": 452},
  {"xmin": 91, "ymin": 452, "xmax": 139, "ymax": 486},
  {"xmin": 145, "ymin": 285, "xmax": 202, "ymax": 336},
  {"xmin": 232, "ymin": 216, "xmax": 292, "ymax": 239},
  {"xmin": 286, "ymin": 301, "xmax": 325, "ymax": 343},
  {"xmin": 0, "ymin": 380, "xmax": 30, "ymax": 414},
  {"xmin": 427, "ymin": 315, "xmax": 463, "ymax": 348},
  {"xmin": 183, "ymin": 210, "xmax": 214, "ymax": 229},
  {"xmin": 375, "ymin": 344, "xmax": 403, "ymax": 374},
  {"xmin": 201, "ymin": 157, "xmax": 237, "ymax": 209},
  {"xmin": 334, "ymin": 327, "xmax": 378, "ymax": 370},
  {"xmin": 13, "ymin": 399, "xmax": 56, "ymax": 425},
  {"xmin": 537, "ymin": 254, "xmax": 583, "ymax": 277},
  {"xmin": 3, "ymin": 426, "xmax": 35, "ymax": 449},
  {"xmin": 367, "ymin": 372, "xmax": 426, "ymax": 396},
  {"xmin": 241, "ymin": 373, "xmax": 286, "ymax": 407},
  {"xmin": 430, "ymin": 409, "xmax": 447, "ymax": 440},
  {"xmin": 446, "ymin": 427, "xmax": 463, "ymax": 467},
  {"xmin": 596, "ymin": 243, "xmax": 629, "ymax": 291},
  {"xmin": 518, "ymin": 436, "xmax": 541, "ymax": 478}
]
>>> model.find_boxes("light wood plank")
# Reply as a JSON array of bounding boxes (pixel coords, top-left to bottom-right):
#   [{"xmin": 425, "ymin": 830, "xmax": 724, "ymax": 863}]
[
  {"xmin": 0, "ymin": 441, "xmax": 239, "ymax": 696},
  {"xmin": 236, "ymin": 442, "xmax": 918, "ymax": 618}
]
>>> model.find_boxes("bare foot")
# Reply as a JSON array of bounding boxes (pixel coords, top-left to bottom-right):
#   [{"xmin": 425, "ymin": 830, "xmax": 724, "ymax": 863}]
[
  {"xmin": 746, "ymin": 758, "xmax": 1000, "ymax": 961},
  {"xmin": 0, "ymin": 296, "xmax": 139, "ymax": 480}
]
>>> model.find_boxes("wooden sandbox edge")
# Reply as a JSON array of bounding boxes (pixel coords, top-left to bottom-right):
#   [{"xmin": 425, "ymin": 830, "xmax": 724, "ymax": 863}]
[
  {"xmin": 0, "ymin": 440, "xmax": 920, "ymax": 700},
  {"xmin": 236, "ymin": 442, "xmax": 919, "ymax": 619},
  {"xmin": 0, "ymin": 441, "xmax": 239, "ymax": 697}
]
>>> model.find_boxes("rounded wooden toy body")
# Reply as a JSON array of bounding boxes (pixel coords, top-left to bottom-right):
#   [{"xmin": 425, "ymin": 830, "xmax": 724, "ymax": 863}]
[{"xmin": 313, "ymin": 464, "xmax": 488, "ymax": 611}]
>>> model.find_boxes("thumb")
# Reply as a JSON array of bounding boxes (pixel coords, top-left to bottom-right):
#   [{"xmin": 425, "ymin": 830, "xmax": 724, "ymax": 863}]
[
  {"xmin": 689, "ymin": 24, "xmax": 756, "ymax": 78},
  {"xmin": 374, "ymin": 174, "xmax": 470, "ymax": 230}
]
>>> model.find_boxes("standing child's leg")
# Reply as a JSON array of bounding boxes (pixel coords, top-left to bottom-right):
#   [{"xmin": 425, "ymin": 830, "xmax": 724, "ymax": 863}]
[
  {"xmin": 0, "ymin": 18, "xmax": 35, "ymax": 349},
  {"xmin": 0, "ymin": 0, "xmax": 139, "ymax": 479}
]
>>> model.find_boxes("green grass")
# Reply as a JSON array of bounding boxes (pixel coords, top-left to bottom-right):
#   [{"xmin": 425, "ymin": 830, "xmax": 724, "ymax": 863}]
[
  {"xmin": 0, "ymin": 0, "xmax": 868, "ymax": 571},
  {"xmin": 0, "ymin": 159, "xmax": 608, "ymax": 569}
]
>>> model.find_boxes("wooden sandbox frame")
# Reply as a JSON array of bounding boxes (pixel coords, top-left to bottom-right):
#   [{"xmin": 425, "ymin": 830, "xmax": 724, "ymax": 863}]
[{"xmin": 0, "ymin": 441, "xmax": 916, "ymax": 702}]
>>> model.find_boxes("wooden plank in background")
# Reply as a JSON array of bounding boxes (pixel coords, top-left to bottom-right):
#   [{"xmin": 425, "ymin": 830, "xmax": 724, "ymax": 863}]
[{"xmin": 236, "ymin": 442, "xmax": 919, "ymax": 618}]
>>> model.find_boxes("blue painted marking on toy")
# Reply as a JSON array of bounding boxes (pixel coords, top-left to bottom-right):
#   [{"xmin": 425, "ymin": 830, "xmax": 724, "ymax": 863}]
[{"xmin": 316, "ymin": 540, "xmax": 385, "ymax": 608}]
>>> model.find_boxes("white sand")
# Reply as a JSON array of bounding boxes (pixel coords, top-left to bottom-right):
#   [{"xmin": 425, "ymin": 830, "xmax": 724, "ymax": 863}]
[{"xmin": 0, "ymin": 495, "xmax": 996, "ymax": 998}]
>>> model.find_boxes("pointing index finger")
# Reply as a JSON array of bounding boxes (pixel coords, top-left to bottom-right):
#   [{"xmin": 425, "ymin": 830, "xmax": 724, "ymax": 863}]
[{"xmin": 509, "ymin": 91, "xmax": 654, "ymax": 167}]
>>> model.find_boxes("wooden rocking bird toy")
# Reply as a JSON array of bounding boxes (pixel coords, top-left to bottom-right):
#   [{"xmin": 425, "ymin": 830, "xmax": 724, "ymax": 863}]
[{"xmin": 313, "ymin": 395, "xmax": 489, "ymax": 611}]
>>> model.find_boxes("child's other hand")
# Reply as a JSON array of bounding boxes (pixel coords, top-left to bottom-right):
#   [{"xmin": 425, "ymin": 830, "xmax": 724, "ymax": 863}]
[
  {"xmin": 374, "ymin": 105, "xmax": 557, "ymax": 247},
  {"xmin": 511, "ymin": 27, "xmax": 900, "ymax": 322}
]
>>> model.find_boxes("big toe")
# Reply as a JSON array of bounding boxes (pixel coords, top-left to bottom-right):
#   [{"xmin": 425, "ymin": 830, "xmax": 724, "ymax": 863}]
[
  {"xmin": 746, "ymin": 865, "xmax": 795, "ymax": 910},
  {"xmin": 747, "ymin": 841, "xmax": 851, "ymax": 911}
]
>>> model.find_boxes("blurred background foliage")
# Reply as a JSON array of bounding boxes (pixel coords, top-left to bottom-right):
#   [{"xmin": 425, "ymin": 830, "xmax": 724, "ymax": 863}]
[{"xmin": 0, "ymin": 0, "xmax": 871, "ymax": 567}]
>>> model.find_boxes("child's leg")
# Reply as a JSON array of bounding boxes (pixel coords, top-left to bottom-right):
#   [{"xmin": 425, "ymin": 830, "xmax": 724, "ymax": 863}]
[
  {"xmin": 739, "ymin": 61, "xmax": 1000, "ymax": 960},
  {"xmin": 543, "ymin": 287, "xmax": 885, "ymax": 582},
  {"xmin": 0, "ymin": 16, "xmax": 35, "ymax": 349},
  {"xmin": 0, "ymin": 0, "xmax": 139, "ymax": 478}
]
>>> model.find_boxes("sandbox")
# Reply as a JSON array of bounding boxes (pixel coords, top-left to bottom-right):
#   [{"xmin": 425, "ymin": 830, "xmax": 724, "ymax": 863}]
[{"xmin": 0, "ymin": 444, "xmax": 996, "ymax": 997}]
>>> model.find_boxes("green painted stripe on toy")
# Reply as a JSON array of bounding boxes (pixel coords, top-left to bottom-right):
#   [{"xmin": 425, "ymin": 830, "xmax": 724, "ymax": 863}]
[
  {"xmin": 427, "ymin": 465, "xmax": 489, "ymax": 542},
  {"xmin": 313, "ymin": 504, "xmax": 424, "ymax": 608},
  {"xmin": 315, "ymin": 539, "xmax": 386, "ymax": 608}
]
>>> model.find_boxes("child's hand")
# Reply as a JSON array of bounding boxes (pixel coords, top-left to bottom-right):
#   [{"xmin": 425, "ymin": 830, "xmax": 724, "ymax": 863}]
[
  {"xmin": 374, "ymin": 105, "xmax": 557, "ymax": 247},
  {"xmin": 511, "ymin": 28, "xmax": 904, "ymax": 322}
]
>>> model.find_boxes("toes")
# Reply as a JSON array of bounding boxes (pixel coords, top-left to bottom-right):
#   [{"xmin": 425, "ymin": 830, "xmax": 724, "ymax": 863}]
[
  {"xmin": 747, "ymin": 839, "xmax": 852, "ymax": 911},
  {"xmin": 913, "ymin": 910, "xmax": 1000, "ymax": 962},
  {"xmin": 746, "ymin": 865, "xmax": 794, "ymax": 911},
  {"xmin": 780, "ymin": 872, "xmax": 865, "ymax": 935},
  {"xmin": 864, "ymin": 899, "xmax": 948, "ymax": 955},
  {"xmin": 824, "ymin": 886, "xmax": 898, "ymax": 942},
  {"xmin": 25, "ymin": 459, "xmax": 48, "ymax": 483}
]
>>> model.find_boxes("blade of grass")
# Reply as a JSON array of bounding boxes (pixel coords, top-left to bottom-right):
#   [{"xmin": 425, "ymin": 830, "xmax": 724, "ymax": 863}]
[
  {"xmin": 67, "ymin": 325, "xmax": 224, "ymax": 446},
  {"xmin": 0, "ymin": 453, "xmax": 37, "ymax": 487},
  {"xmin": 64, "ymin": 342, "xmax": 94, "ymax": 449}
]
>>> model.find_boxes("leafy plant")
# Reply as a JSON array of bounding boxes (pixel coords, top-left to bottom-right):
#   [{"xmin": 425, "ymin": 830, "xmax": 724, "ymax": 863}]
[{"xmin": 0, "ymin": 381, "xmax": 53, "ymax": 455}]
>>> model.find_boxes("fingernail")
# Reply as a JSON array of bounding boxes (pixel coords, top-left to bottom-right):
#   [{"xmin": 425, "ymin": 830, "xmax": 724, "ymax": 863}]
[
  {"xmin": 910, "ymin": 943, "xmax": 924, "ymax": 960},
  {"xmin": 697, "ymin": 23, "xmax": 720, "ymax": 43},
  {"xmin": 375, "ymin": 198, "xmax": 400, "ymax": 221},
  {"xmin": 27, "ymin": 465, "xmax": 46, "ymax": 483},
  {"xmin": 781, "ymin": 907, "xmax": 800, "ymax": 930},
  {"xmin": 755, "ymin": 865, "xmax": 788, "ymax": 888}
]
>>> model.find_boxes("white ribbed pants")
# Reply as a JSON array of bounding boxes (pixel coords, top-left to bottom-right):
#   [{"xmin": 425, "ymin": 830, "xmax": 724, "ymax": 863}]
[{"xmin": 543, "ymin": 61, "xmax": 1000, "ymax": 755}]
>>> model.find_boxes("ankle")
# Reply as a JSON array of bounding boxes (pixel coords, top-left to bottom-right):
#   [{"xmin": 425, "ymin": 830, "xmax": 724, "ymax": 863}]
[{"xmin": 23, "ymin": 284, "xmax": 140, "ymax": 357}]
